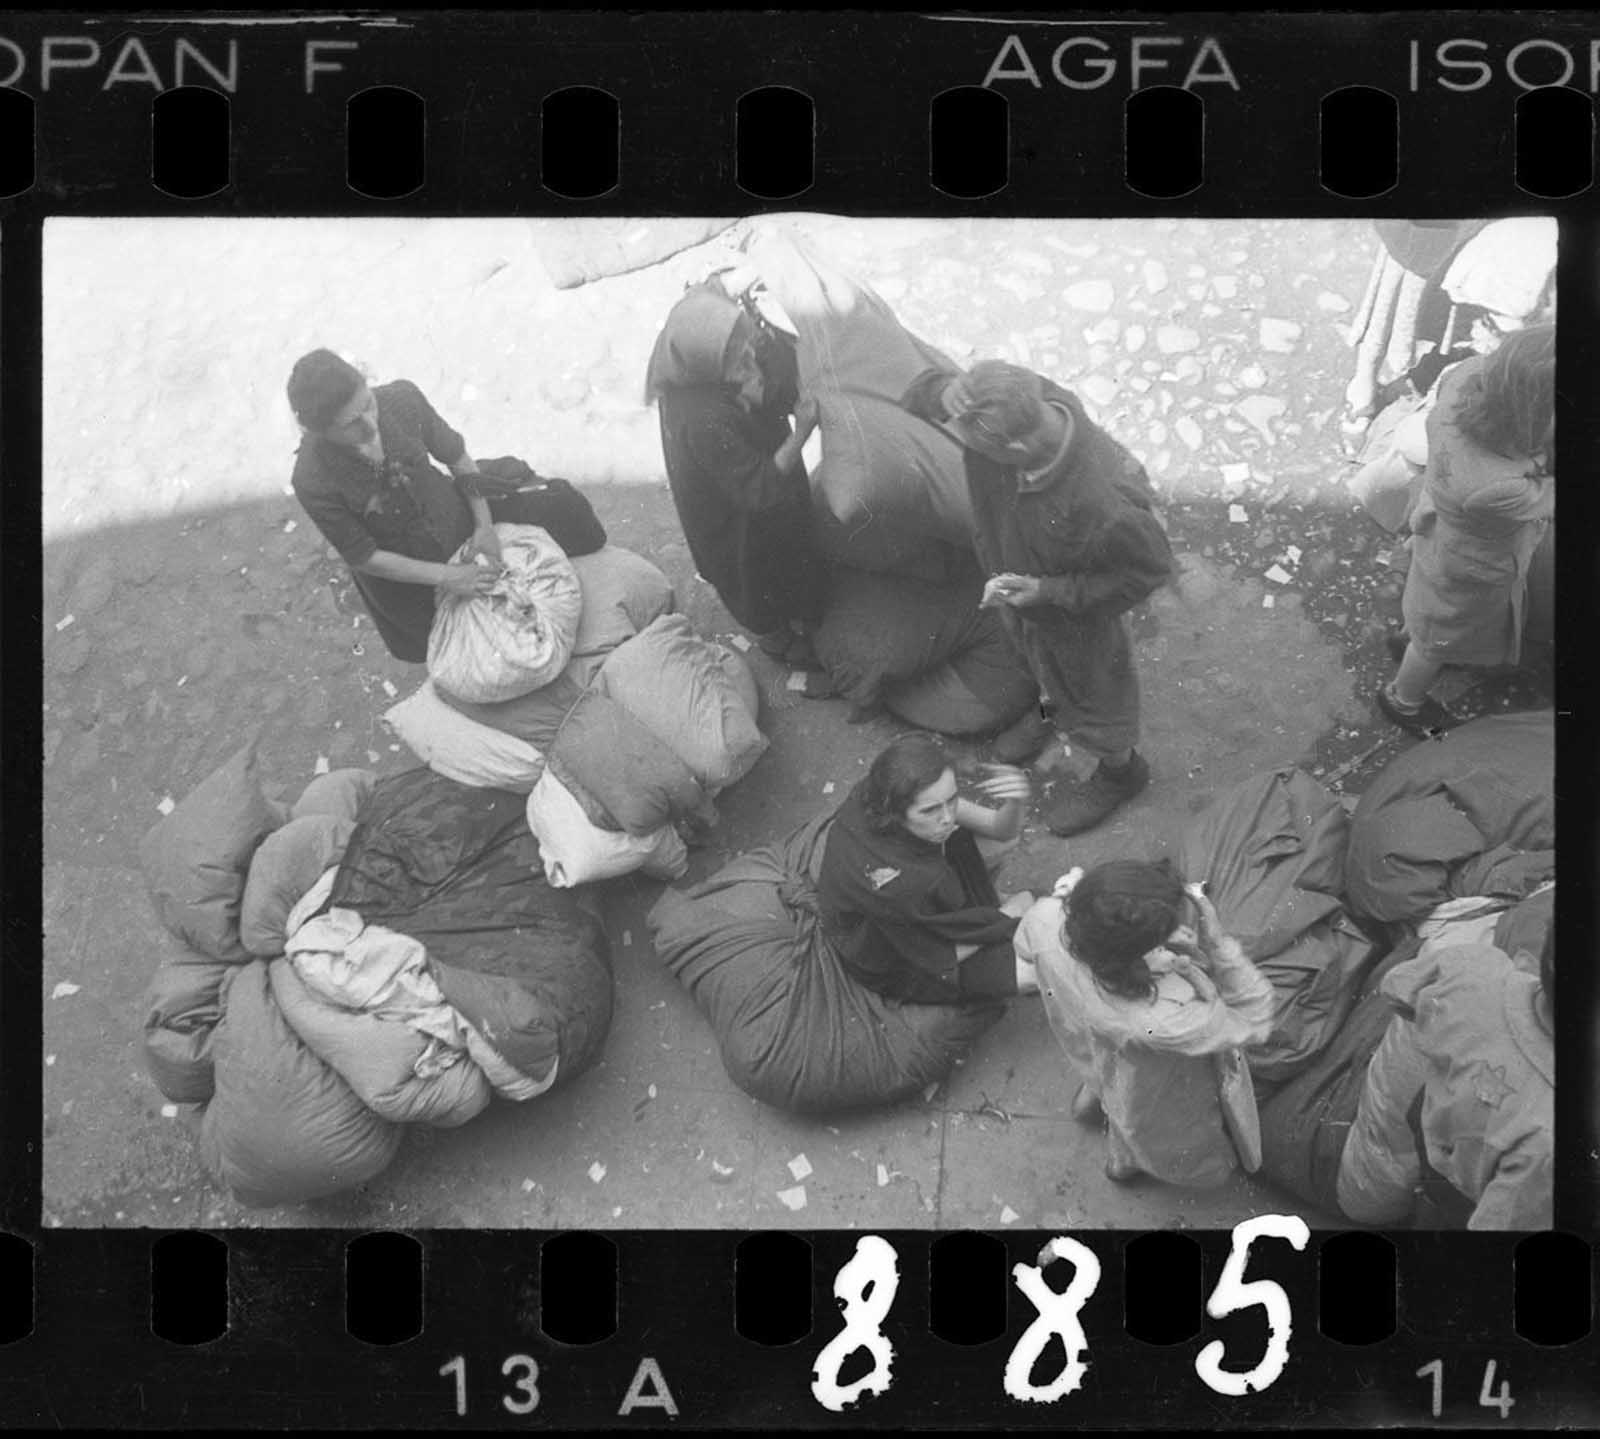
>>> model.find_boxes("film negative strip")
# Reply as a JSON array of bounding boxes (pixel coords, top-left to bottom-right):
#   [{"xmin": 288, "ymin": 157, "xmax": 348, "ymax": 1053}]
[{"xmin": 4, "ymin": 6, "xmax": 1598, "ymax": 1429}]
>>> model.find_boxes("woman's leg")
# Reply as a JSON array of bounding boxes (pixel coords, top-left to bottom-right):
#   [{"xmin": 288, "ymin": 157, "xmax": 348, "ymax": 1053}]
[{"xmin": 1392, "ymin": 642, "xmax": 1443, "ymax": 706}]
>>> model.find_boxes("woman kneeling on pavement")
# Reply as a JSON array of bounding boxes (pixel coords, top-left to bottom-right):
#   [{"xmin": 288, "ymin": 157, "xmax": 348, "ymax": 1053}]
[
  {"xmin": 287, "ymin": 348, "xmax": 605, "ymax": 663},
  {"xmin": 1020, "ymin": 862, "xmax": 1275, "ymax": 1187},
  {"xmin": 817, "ymin": 735, "xmax": 1039, "ymax": 1004}
]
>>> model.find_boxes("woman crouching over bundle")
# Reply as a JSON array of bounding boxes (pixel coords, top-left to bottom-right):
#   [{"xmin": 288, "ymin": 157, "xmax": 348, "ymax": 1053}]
[
  {"xmin": 1021, "ymin": 861, "xmax": 1276, "ymax": 1187},
  {"xmin": 818, "ymin": 735, "xmax": 1039, "ymax": 1004}
]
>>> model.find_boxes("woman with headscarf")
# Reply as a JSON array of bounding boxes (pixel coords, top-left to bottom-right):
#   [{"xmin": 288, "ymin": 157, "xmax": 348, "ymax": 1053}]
[
  {"xmin": 645, "ymin": 281, "xmax": 827, "ymax": 665},
  {"xmin": 1375, "ymin": 324, "xmax": 1556, "ymax": 736},
  {"xmin": 1019, "ymin": 860, "xmax": 1276, "ymax": 1187}
]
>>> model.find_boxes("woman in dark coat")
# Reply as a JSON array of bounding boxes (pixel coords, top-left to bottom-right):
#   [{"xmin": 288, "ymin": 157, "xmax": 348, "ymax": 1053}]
[
  {"xmin": 287, "ymin": 348, "xmax": 605, "ymax": 662},
  {"xmin": 817, "ymin": 734, "xmax": 1037, "ymax": 1005},
  {"xmin": 646, "ymin": 284, "xmax": 826, "ymax": 664}
]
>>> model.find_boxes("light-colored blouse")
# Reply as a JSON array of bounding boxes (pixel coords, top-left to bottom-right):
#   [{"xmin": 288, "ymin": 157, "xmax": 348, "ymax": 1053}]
[{"xmin": 1019, "ymin": 896, "xmax": 1276, "ymax": 1189}]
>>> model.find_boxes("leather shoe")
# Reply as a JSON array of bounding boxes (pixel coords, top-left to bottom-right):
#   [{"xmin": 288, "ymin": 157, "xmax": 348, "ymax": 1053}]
[
  {"xmin": 1044, "ymin": 752, "xmax": 1150, "ymax": 836},
  {"xmin": 1375, "ymin": 684, "xmax": 1456, "ymax": 738}
]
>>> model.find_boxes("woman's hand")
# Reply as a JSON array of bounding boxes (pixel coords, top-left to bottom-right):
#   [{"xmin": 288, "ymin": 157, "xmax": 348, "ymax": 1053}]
[
  {"xmin": 1183, "ymin": 883, "xmax": 1226, "ymax": 953},
  {"xmin": 940, "ymin": 372, "xmax": 973, "ymax": 422},
  {"xmin": 440, "ymin": 562, "xmax": 500, "ymax": 598},
  {"xmin": 975, "ymin": 763, "xmax": 1032, "ymax": 806},
  {"xmin": 464, "ymin": 524, "xmax": 504, "ymax": 567},
  {"xmin": 982, "ymin": 573, "xmax": 1046, "ymax": 609}
]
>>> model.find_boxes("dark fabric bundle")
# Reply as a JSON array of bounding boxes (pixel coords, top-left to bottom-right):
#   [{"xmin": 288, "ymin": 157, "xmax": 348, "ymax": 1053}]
[
  {"xmin": 1179, "ymin": 768, "xmax": 1380, "ymax": 1088},
  {"xmin": 328, "ymin": 766, "xmax": 615, "ymax": 1088},
  {"xmin": 1344, "ymin": 711, "xmax": 1554, "ymax": 926},
  {"xmin": 647, "ymin": 814, "xmax": 1003, "ymax": 1114}
]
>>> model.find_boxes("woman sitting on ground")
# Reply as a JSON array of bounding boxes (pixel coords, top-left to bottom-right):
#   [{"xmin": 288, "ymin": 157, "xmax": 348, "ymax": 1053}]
[
  {"xmin": 817, "ymin": 734, "xmax": 1037, "ymax": 1005},
  {"xmin": 1022, "ymin": 861, "xmax": 1275, "ymax": 1187}
]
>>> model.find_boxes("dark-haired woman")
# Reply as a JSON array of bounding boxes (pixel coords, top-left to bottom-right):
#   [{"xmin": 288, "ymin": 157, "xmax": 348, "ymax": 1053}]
[
  {"xmin": 1377, "ymin": 324, "xmax": 1556, "ymax": 735},
  {"xmin": 286, "ymin": 348, "xmax": 604, "ymax": 662},
  {"xmin": 817, "ymin": 734, "xmax": 1037, "ymax": 1004},
  {"xmin": 1019, "ymin": 861, "xmax": 1275, "ymax": 1187}
]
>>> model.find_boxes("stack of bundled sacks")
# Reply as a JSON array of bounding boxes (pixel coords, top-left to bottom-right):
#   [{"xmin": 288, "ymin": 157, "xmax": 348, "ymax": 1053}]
[
  {"xmin": 647, "ymin": 814, "xmax": 1004, "ymax": 1114},
  {"xmin": 139, "ymin": 737, "xmax": 612, "ymax": 1207},
  {"xmin": 1251, "ymin": 710, "xmax": 1554, "ymax": 1217},
  {"xmin": 743, "ymin": 229, "xmax": 1040, "ymax": 736},
  {"xmin": 385, "ymin": 525, "xmax": 767, "ymax": 888}
]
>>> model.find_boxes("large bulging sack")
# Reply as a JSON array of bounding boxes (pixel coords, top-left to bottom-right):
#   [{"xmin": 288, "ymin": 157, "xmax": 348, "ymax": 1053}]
[
  {"xmin": 646, "ymin": 814, "xmax": 1004, "ymax": 1113},
  {"xmin": 239, "ymin": 813, "xmax": 356, "ymax": 958},
  {"xmin": 1256, "ymin": 940, "xmax": 1420, "ymax": 1217},
  {"xmin": 141, "ymin": 940, "xmax": 236, "ymax": 1105},
  {"xmin": 1344, "ymin": 711, "xmax": 1554, "ymax": 927},
  {"xmin": 525, "ymin": 770, "xmax": 689, "ymax": 887},
  {"xmin": 269, "ymin": 959, "xmax": 491, "ymax": 1128},
  {"xmin": 330, "ymin": 767, "xmax": 616, "ymax": 1090},
  {"xmin": 745, "ymin": 228, "xmax": 974, "ymax": 548},
  {"xmin": 199, "ymin": 959, "xmax": 403, "ymax": 1207},
  {"xmin": 597, "ymin": 614, "xmax": 768, "ymax": 790},
  {"xmin": 140, "ymin": 732, "xmax": 286, "ymax": 963},
  {"xmin": 436, "ymin": 667, "xmax": 587, "ymax": 754},
  {"xmin": 427, "ymin": 522, "xmax": 584, "ymax": 704},
  {"xmin": 549, "ymin": 686, "xmax": 709, "ymax": 835},
  {"xmin": 813, "ymin": 561, "xmax": 1036, "ymax": 735},
  {"xmin": 1179, "ymin": 768, "xmax": 1379, "ymax": 1087},
  {"xmin": 291, "ymin": 768, "xmax": 376, "ymax": 825},
  {"xmin": 568, "ymin": 546, "xmax": 677, "ymax": 659},
  {"xmin": 385, "ymin": 679, "xmax": 546, "ymax": 792}
]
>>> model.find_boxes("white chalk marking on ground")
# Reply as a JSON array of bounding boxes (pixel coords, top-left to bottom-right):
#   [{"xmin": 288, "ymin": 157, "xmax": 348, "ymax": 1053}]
[
  {"xmin": 1228, "ymin": 505, "xmax": 1249, "ymax": 524},
  {"xmin": 160, "ymin": 1104, "xmax": 179, "ymax": 1120},
  {"xmin": 283, "ymin": 520, "xmax": 297, "ymax": 533},
  {"xmin": 1263, "ymin": 595, "xmax": 1277, "ymax": 609},
  {"xmin": 612, "ymin": 1206, "xmax": 623, "ymax": 1219},
  {"xmin": 587, "ymin": 1162, "xmax": 607, "ymax": 1184},
  {"xmin": 314, "ymin": 755, "xmax": 331, "ymax": 775},
  {"xmin": 1000, "ymin": 1205, "xmax": 1020, "ymax": 1225},
  {"xmin": 389, "ymin": 744, "xmax": 400, "ymax": 752},
  {"xmin": 176, "ymin": 675, "xmax": 188, "ymax": 687},
  {"xmin": 776, "ymin": 1185, "xmax": 808, "ymax": 1211},
  {"xmin": 788, "ymin": 1153, "xmax": 813, "ymax": 1181},
  {"xmin": 45, "ymin": 1054, "xmax": 56, "ymax": 1067},
  {"xmin": 729, "ymin": 634, "xmax": 752, "ymax": 652},
  {"xmin": 786, "ymin": 670, "xmax": 808, "ymax": 692},
  {"xmin": 51, "ymin": 982, "xmax": 80, "ymax": 1000},
  {"xmin": 1264, "ymin": 564, "xmax": 1292, "ymax": 584},
  {"xmin": 647, "ymin": 1084, "xmax": 657, "ymax": 1100},
  {"xmin": 366, "ymin": 751, "xmax": 380, "ymax": 763},
  {"xmin": 877, "ymin": 1164, "xmax": 892, "ymax": 1188},
  {"xmin": 54, "ymin": 614, "xmax": 75, "ymax": 632},
  {"xmin": 822, "ymin": 781, "xmax": 835, "ymax": 795},
  {"xmin": 381, "ymin": 680, "xmax": 397, "ymax": 698},
  {"xmin": 157, "ymin": 796, "xmax": 176, "ymax": 816},
  {"xmin": 521, "ymin": 1178, "xmax": 536, "ymax": 1192}
]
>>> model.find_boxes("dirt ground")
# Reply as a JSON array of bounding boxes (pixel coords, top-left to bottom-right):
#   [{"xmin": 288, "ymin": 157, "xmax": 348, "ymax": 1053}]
[{"xmin": 38, "ymin": 216, "xmax": 1551, "ymax": 1230}]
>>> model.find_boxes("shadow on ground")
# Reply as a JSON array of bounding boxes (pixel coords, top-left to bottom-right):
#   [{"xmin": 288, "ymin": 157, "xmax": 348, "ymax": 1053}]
[{"xmin": 40, "ymin": 479, "xmax": 1550, "ymax": 1230}]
